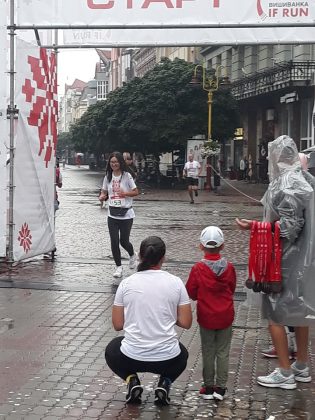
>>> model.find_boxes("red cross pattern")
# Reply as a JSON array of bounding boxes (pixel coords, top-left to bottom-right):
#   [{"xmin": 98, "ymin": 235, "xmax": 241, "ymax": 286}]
[
  {"xmin": 22, "ymin": 48, "xmax": 58, "ymax": 168},
  {"xmin": 17, "ymin": 222, "xmax": 32, "ymax": 253}
]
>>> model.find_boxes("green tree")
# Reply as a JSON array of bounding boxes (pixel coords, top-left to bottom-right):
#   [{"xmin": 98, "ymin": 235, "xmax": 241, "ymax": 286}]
[
  {"xmin": 57, "ymin": 131, "xmax": 73, "ymax": 157},
  {"xmin": 69, "ymin": 58, "xmax": 239, "ymax": 157}
]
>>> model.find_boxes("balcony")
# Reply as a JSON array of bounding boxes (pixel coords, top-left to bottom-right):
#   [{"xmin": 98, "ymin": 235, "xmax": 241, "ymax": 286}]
[{"xmin": 231, "ymin": 61, "xmax": 315, "ymax": 100}]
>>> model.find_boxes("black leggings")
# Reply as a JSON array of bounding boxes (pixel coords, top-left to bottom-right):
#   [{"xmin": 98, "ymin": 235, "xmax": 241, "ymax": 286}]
[
  {"xmin": 105, "ymin": 336, "xmax": 189, "ymax": 382},
  {"xmin": 107, "ymin": 217, "xmax": 134, "ymax": 266}
]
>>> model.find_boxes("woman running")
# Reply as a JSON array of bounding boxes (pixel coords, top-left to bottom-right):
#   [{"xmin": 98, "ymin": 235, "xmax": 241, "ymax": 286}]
[
  {"xmin": 105, "ymin": 236, "xmax": 192, "ymax": 405},
  {"xmin": 99, "ymin": 151, "xmax": 139, "ymax": 279}
]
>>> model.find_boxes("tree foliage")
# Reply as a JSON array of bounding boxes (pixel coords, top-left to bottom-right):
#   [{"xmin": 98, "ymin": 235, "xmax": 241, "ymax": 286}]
[
  {"xmin": 57, "ymin": 131, "xmax": 73, "ymax": 156},
  {"xmin": 68, "ymin": 58, "xmax": 239, "ymax": 157}
]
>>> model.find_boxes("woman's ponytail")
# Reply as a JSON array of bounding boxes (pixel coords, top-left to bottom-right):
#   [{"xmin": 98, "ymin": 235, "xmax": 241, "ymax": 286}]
[{"xmin": 137, "ymin": 236, "xmax": 166, "ymax": 272}]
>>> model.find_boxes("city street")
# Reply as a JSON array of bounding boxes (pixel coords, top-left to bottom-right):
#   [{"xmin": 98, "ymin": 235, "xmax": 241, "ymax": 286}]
[{"xmin": 1, "ymin": 166, "xmax": 315, "ymax": 419}]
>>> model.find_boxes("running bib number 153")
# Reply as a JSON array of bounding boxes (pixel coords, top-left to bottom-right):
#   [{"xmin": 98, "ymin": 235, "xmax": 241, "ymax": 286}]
[{"xmin": 109, "ymin": 197, "xmax": 126, "ymax": 207}]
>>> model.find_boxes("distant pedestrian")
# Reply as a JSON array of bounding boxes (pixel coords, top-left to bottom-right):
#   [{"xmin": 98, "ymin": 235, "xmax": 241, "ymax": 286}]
[
  {"xmin": 105, "ymin": 236, "xmax": 192, "ymax": 405},
  {"xmin": 76, "ymin": 154, "xmax": 82, "ymax": 168},
  {"xmin": 183, "ymin": 154, "xmax": 201, "ymax": 204},
  {"xmin": 44, "ymin": 159, "xmax": 62, "ymax": 259},
  {"xmin": 244, "ymin": 157, "xmax": 248, "ymax": 180},
  {"xmin": 123, "ymin": 152, "xmax": 137, "ymax": 179},
  {"xmin": 247, "ymin": 154, "xmax": 253, "ymax": 182},
  {"xmin": 99, "ymin": 151, "xmax": 139, "ymax": 279},
  {"xmin": 186, "ymin": 226, "xmax": 237, "ymax": 401},
  {"xmin": 239, "ymin": 157, "xmax": 245, "ymax": 180},
  {"xmin": 55, "ymin": 158, "xmax": 62, "ymax": 211}
]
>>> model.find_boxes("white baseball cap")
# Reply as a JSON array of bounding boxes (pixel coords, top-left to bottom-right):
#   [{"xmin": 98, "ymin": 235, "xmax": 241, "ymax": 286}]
[{"xmin": 200, "ymin": 226, "xmax": 224, "ymax": 249}]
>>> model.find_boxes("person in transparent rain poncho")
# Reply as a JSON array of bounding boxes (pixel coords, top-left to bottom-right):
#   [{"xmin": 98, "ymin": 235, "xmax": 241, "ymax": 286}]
[{"xmin": 236, "ymin": 135, "xmax": 315, "ymax": 390}]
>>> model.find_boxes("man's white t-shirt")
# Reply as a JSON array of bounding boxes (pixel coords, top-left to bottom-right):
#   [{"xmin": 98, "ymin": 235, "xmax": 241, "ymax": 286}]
[
  {"xmin": 184, "ymin": 160, "xmax": 201, "ymax": 178},
  {"xmin": 102, "ymin": 171, "xmax": 137, "ymax": 220},
  {"xmin": 114, "ymin": 270, "xmax": 190, "ymax": 361}
]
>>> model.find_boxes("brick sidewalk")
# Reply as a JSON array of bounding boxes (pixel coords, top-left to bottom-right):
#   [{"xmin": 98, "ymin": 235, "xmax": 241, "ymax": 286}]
[{"xmin": 0, "ymin": 166, "xmax": 314, "ymax": 419}]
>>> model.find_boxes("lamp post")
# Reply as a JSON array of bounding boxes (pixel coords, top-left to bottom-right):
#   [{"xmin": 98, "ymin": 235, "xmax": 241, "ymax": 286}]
[{"xmin": 190, "ymin": 64, "xmax": 228, "ymax": 191}]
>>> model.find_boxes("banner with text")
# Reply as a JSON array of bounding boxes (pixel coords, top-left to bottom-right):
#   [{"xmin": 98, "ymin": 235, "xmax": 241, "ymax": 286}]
[
  {"xmin": 13, "ymin": 39, "xmax": 57, "ymax": 261},
  {"xmin": 63, "ymin": 26, "xmax": 315, "ymax": 46},
  {"xmin": 17, "ymin": 0, "xmax": 315, "ymax": 30},
  {"xmin": 0, "ymin": 0, "xmax": 7, "ymax": 258}
]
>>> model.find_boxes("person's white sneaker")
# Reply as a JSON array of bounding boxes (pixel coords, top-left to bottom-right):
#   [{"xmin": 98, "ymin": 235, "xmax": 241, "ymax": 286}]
[
  {"xmin": 129, "ymin": 253, "xmax": 137, "ymax": 269},
  {"xmin": 113, "ymin": 266, "xmax": 123, "ymax": 278},
  {"xmin": 261, "ymin": 345, "xmax": 296, "ymax": 359},
  {"xmin": 291, "ymin": 361, "xmax": 312, "ymax": 382},
  {"xmin": 257, "ymin": 368, "xmax": 296, "ymax": 389}
]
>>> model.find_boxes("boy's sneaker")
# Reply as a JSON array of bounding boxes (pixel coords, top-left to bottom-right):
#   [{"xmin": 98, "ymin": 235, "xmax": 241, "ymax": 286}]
[
  {"xmin": 126, "ymin": 374, "xmax": 143, "ymax": 404},
  {"xmin": 261, "ymin": 346, "xmax": 296, "ymax": 359},
  {"xmin": 129, "ymin": 253, "xmax": 137, "ymax": 269},
  {"xmin": 154, "ymin": 377, "xmax": 171, "ymax": 406},
  {"xmin": 113, "ymin": 266, "xmax": 123, "ymax": 278},
  {"xmin": 213, "ymin": 387, "xmax": 227, "ymax": 401},
  {"xmin": 291, "ymin": 361, "xmax": 312, "ymax": 383},
  {"xmin": 202, "ymin": 386, "xmax": 215, "ymax": 400},
  {"xmin": 257, "ymin": 368, "xmax": 296, "ymax": 389},
  {"xmin": 199, "ymin": 384, "xmax": 206, "ymax": 395}
]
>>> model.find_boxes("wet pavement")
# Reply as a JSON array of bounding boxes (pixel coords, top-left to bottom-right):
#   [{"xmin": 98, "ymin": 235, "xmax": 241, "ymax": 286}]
[{"xmin": 1, "ymin": 166, "xmax": 315, "ymax": 419}]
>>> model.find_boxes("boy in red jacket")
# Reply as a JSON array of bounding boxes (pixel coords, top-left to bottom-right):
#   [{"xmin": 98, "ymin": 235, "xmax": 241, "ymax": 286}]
[{"xmin": 186, "ymin": 226, "xmax": 236, "ymax": 401}]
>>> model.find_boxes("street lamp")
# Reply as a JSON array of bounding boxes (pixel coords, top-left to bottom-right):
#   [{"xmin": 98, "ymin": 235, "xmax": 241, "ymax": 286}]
[{"xmin": 190, "ymin": 64, "xmax": 229, "ymax": 190}]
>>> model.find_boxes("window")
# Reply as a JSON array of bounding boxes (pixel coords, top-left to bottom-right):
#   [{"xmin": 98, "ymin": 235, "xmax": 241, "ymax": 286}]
[
  {"xmin": 97, "ymin": 80, "xmax": 109, "ymax": 101},
  {"xmin": 100, "ymin": 61, "xmax": 107, "ymax": 71},
  {"xmin": 300, "ymin": 98, "xmax": 312, "ymax": 150},
  {"xmin": 281, "ymin": 104, "xmax": 294, "ymax": 138}
]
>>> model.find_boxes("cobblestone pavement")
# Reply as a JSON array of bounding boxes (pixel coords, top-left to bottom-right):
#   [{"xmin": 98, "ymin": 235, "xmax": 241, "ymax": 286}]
[{"xmin": 1, "ymin": 166, "xmax": 315, "ymax": 420}]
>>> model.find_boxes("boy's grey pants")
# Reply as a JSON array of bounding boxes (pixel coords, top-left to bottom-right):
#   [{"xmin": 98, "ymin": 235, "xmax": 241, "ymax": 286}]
[{"xmin": 199, "ymin": 325, "xmax": 232, "ymax": 388}]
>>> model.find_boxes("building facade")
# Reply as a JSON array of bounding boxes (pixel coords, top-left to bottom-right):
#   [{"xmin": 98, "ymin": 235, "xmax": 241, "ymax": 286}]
[
  {"xmin": 109, "ymin": 46, "xmax": 200, "ymax": 87},
  {"xmin": 58, "ymin": 79, "xmax": 87, "ymax": 133},
  {"xmin": 200, "ymin": 45, "xmax": 315, "ymax": 179},
  {"xmin": 95, "ymin": 49, "xmax": 111, "ymax": 100},
  {"xmin": 58, "ymin": 50, "xmax": 111, "ymax": 134},
  {"xmin": 156, "ymin": 47, "xmax": 200, "ymax": 64}
]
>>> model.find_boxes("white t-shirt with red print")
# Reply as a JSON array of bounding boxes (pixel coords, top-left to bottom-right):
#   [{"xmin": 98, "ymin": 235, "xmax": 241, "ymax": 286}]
[
  {"xmin": 102, "ymin": 171, "xmax": 137, "ymax": 220},
  {"xmin": 184, "ymin": 160, "xmax": 201, "ymax": 178}
]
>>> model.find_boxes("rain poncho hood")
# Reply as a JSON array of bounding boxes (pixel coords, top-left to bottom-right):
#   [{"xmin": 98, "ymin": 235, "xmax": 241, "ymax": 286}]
[
  {"xmin": 267, "ymin": 135, "xmax": 302, "ymax": 181},
  {"xmin": 261, "ymin": 135, "xmax": 315, "ymax": 325}
]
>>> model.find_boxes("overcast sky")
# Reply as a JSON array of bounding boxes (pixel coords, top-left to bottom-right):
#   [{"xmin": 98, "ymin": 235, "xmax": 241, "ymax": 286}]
[
  {"xmin": 18, "ymin": 30, "xmax": 100, "ymax": 96},
  {"xmin": 58, "ymin": 49, "xmax": 99, "ymax": 95}
]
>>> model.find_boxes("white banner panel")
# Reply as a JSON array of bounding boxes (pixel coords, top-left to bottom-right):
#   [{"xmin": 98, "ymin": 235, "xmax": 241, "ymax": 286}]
[
  {"xmin": 63, "ymin": 26, "xmax": 315, "ymax": 46},
  {"xmin": 17, "ymin": 0, "xmax": 315, "ymax": 28},
  {"xmin": 18, "ymin": 29, "xmax": 54, "ymax": 46},
  {"xmin": 14, "ymin": 39, "xmax": 57, "ymax": 261},
  {"xmin": 0, "ymin": 0, "xmax": 7, "ymax": 258}
]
